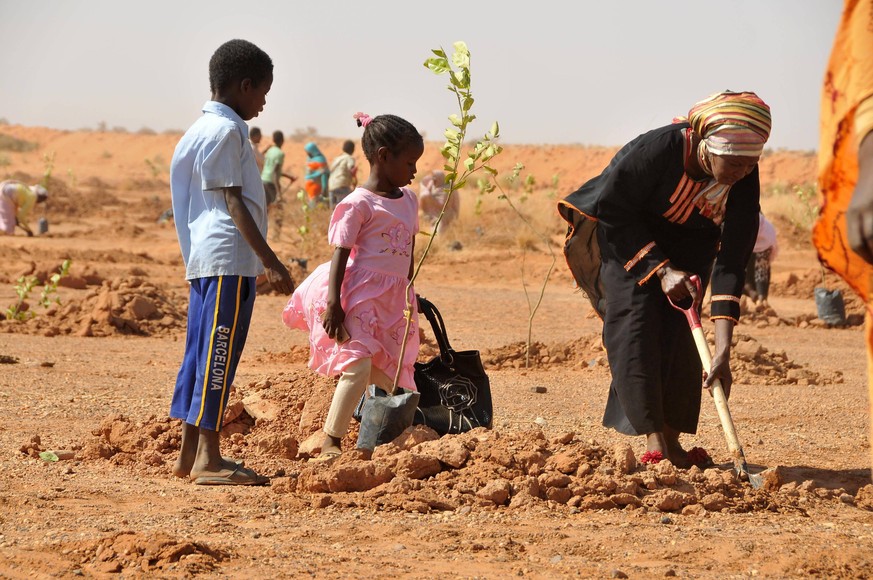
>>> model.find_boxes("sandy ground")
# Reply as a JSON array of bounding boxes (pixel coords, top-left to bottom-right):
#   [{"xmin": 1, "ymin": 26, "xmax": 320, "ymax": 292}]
[{"xmin": 0, "ymin": 126, "xmax": 871, "ymax": 579}]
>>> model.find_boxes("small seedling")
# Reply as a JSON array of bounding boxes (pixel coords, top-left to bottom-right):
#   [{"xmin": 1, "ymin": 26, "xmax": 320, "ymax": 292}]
[
  {"xmin": 5, "ymin": 259, "xmax": 72, "ymax": 321},
  {"xmin": 41, "ymin": 151, "xmax": 55, "ymax": 187},
  {"xmin": 486, "ymin": 164, "xmax": 557, "ymax": 368},
  {"xmin": 392, "ymin": 41, "xmax": 504, "ymax": 388}
]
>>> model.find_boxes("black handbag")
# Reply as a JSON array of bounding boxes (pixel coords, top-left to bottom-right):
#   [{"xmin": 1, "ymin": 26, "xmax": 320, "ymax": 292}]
[
  {"xmin": 352, "ymin": 297, "xmax": 493, "ymax": 435},
  {"xmin": 413, "ymin": 296, "xmax": 493, "ymax": 434}
]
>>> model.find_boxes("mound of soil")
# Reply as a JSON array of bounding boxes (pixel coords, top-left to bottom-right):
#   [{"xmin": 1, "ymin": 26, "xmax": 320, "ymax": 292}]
[
  {"xmin": 481, "ymin": 337, "xmax": 606, "ymax": 371},
  {"xmin": 772, "ymin": 268, "xmax": 865, "ymax": 312},
  {"xmin": 55, "ymin": 371, "xmax": 868, "ymax": 520},
  {"xmin": 1, "ymin": 275, "xmax": 186, "ymax": 337},
  {"xmin": 57, "ymin": 532, "xmax": 228, "ymax": 575},
  {"xmin": 717, "ymin": 331, "xmax": 842, "ymax": 386}
]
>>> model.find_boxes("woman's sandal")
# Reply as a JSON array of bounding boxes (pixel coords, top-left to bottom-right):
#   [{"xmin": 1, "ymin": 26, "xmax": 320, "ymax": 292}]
[
  {"xmin": 640, "ymin": 450, "xmax": 664, "ymax": 465},
  {"xmin": 687, "ymin": 447, "xmax": 714, "ymax": 468}
]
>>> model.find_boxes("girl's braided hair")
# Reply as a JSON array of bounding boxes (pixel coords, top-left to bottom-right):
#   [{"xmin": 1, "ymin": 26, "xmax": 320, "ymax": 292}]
[{"xmin": 356, "ymin": 114, "xmax": 423, "ymax": 162}]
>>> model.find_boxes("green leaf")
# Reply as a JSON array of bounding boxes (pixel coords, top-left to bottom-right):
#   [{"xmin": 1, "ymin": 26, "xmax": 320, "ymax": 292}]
[
  {"xmin": 483, "ymin": 165, "xmax": 498, "ymax": 176},
  {"xmin": 424, "ymin": 57, "xmax": 450, "ymax": 75},
  {"xmin": 490, "ymin": 121, "xmax": 500, "ymax": 138},
  {"xmin": 444, "ymin": 129, "xmax": 459, "ymax": 141},
  {"xmin": 39, "ymin": 451, "xmax": 59, "ymax": 462},
  {"xmin": 464, "ymin": 158, "xmax": 475, "ymax": 171},
  {"xmin": 448, "ymin": 114, "xmax": 463, "ymax": 128},
  {"xmin": 452, "ymin": 44, "xmax": 470, "ymax": 69},
  {"xmin": 431, "ymin": 48, "xmax": 448, "ymax": 58}
]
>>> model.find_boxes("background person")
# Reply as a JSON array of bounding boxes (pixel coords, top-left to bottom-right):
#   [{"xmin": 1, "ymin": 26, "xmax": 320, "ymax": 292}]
[
  {"xmin": 303, "ymin": 141, "xmax": 330, "ymax": 207},
  {"xmin": 261, "ymin": 130, "xmax": 295, "ymax": 208},
  {"xmin": 813, "ymin": 0, "xmax": 873, "ymax": 477},
  {"xmin": 327, "ymin": 139, "xmax": 357, "ymax": 208},
  {"xmin": 744, "ymin": 212, "xmax": 779, "ymax": 305},
  {"xmin": 418, "ymin": 170, "xmax": 460, "ymax": 234},
  {"xmin": 559, "ymin": 91, "xmax": 771, "ymax": 466},
  {"xmin": 0, "ymin": 180, "xmax": 48, "ymax": 236},
  {"xmin": 249, "ymin": 126, "xmax": 265, "ymax": 172}
]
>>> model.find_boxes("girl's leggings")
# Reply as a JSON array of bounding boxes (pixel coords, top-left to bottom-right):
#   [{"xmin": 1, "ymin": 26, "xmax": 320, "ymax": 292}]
[{"xmin": 323, "ymin": 358, "xmax": 393, "ymax": 438}]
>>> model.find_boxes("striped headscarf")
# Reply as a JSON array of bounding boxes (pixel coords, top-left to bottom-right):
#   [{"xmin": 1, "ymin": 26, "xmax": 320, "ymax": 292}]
[{"xmin": 687, "ymin": 91, "xmax": 772, "ymax": 157}]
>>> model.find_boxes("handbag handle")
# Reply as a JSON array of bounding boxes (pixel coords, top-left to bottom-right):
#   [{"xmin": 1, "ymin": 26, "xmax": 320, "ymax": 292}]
[{"xmin": 416, "ymin": 296, "xmax": 454, "ymax": 359}]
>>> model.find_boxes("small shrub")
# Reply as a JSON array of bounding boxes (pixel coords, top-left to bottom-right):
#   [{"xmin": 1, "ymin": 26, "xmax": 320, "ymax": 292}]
[{"xmin": 0, "ymin": 134, "xmax": 38, "ymax": 153}]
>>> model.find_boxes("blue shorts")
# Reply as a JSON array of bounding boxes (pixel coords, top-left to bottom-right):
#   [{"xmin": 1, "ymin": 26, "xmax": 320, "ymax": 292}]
[{"xmin": 170, "ymin": 275, "xmax": 256, "ymax": 431}]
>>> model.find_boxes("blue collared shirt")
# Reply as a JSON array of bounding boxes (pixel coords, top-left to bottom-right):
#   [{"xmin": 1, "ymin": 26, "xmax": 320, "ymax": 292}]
[{"xmin": 170, "ymin": 101, "xmax": 267, "ymax": 279}]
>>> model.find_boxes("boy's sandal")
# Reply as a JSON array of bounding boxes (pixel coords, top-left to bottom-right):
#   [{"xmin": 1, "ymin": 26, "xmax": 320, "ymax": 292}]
[
  {"xmin": 307, "ymin": 450, "xmax": 341, "ymax": 463},
  {"xmin": 640, "ymin": 450, "xmax": 664, "ymax": 465},
  {"xmin": 193, "ymin": 465, "xmax": 269, "ymax": 486}
]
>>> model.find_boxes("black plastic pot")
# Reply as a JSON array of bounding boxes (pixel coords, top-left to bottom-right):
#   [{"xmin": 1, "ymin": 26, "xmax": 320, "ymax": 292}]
[{"xmin": 814, "ymin": 287, "xmax": 846, "ymax": 325}]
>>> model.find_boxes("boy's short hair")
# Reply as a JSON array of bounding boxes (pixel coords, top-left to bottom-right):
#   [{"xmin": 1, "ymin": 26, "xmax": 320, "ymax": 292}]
[
  {"xmin": 272, "ymin": 130, "xmax": 284, "ymax": 146},
  {"xmin": 209, "ymin": 39, "xmax": 272, "ymax": 94},
  {"xmin": 342, "ymin": 140, "xmax": 355, "ymax": 155},
  {"xmin": 250, "ymin": 127, "xmax": 262, "ymax": 139}
]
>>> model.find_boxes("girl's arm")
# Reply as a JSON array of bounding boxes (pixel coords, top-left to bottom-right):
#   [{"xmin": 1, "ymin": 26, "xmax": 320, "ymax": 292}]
[{"xmin": 323, "ymin": 246, "xmax": 352, "ymax": 339}]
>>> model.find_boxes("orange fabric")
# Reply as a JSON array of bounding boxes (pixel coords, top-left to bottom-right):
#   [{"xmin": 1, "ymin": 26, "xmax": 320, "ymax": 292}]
[
  {"xmin": 814, "ymin": 0, "xmax": 873, "ymax": 476},
  {"xmin": 868, "ymin": 312, "xmax": 873, "ymax": 472},
  {"xmin": 304, "ymin": 179, "xmax": 322, "ymax": 201},
  {"xmin": 814, "ymin": 0, "xmax": 873, "ymax": 303}
]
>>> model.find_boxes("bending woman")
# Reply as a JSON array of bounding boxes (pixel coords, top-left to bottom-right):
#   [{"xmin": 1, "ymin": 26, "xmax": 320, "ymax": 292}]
[{"xmin": 558, "ymin": 91, "xmax": 771, "ymax": 466}]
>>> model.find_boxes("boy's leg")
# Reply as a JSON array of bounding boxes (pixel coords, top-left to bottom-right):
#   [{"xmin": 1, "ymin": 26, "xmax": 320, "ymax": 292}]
[
  {"xmin": 321, "ymin": 358, "xmax": 372, "ymax": 456},
  {"xmin": 182, "ymin": 276, "xmax": 267, "ymax": 485},
  {"xmin": 170, "ymin": 279, "xmax": 205, "ymax": 477}
]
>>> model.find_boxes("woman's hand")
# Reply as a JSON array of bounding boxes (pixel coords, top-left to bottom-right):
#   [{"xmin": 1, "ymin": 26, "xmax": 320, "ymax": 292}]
[
  {"xmin": 706, "ymin": 317, "xmax": 735, "ymax": 399},
  {"xmin": 657, "ymin": 263, "xmax": 696, "ymax": 302},
  {"xmin": 704, "ymin": 351, "xmax": 733, "ymax": 399}
]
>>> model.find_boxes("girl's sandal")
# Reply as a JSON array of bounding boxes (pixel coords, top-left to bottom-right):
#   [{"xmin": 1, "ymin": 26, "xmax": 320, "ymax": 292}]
[{"xmin": 640, "ymin": 450, "xmax": 664, "ymax": 465}]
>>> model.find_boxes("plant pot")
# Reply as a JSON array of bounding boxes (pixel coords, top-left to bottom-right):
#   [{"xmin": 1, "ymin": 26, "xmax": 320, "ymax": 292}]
[{"xmin": 814, "ymin": 287, "xmax": 846, "ymax": 325}]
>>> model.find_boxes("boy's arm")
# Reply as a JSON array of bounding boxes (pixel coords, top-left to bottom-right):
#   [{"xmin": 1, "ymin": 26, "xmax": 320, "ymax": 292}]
[{"xmin": 223, "ymin": 186, "xmax": 294, "ymax": 294}]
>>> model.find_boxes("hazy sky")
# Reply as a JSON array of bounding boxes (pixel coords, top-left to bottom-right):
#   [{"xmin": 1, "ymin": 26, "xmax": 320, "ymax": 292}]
[{"xmin": 1, "ymin": 1, "xmax": 841, "ymax": 150}]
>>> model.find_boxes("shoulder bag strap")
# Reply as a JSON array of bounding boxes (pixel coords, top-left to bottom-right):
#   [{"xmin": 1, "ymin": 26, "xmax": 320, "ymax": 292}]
[{"xmin": 416, "ymin": 296, "xmax": 453, "ymax": 355}]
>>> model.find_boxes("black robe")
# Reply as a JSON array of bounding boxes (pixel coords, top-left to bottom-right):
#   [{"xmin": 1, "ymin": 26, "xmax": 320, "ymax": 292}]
[{"xmin": 558, "ymin": 122, "xmax": 759, "ymax": 435}]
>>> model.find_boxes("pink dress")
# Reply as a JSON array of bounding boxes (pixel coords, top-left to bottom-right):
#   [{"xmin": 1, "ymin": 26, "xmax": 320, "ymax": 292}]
[{"xmin": 283, "ymin": 187, "xmax": 420, "ymax": 390}]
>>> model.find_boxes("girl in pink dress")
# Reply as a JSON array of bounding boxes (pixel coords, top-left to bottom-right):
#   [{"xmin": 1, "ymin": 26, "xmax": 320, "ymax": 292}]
[{"xmin": 283, "ymin": 112, "xmax": 425, "ymax": 459}]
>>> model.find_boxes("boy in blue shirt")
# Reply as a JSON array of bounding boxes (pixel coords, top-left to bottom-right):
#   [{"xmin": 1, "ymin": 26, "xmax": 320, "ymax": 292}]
[{"xmin": 169, "ymin": 39, "xmax": 293, "ymax": 485}]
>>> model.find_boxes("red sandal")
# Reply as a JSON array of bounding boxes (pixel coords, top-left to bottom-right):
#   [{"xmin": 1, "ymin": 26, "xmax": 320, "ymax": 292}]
[
  {"xmin": 640, "ymin": 450, "xmax": 664, "ymax": 465},
  {"xmin": 687, "ymin": 447, "xmax": 714, "ymax": 468}
]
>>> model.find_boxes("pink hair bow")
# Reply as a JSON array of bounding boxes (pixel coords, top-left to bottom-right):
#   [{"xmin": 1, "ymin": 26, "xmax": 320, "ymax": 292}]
[{"xmin": 353, "ymin": 112, "xmax": 373, "ymax": 127}]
